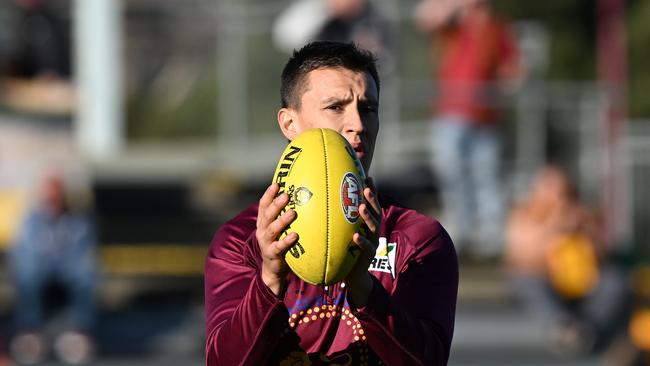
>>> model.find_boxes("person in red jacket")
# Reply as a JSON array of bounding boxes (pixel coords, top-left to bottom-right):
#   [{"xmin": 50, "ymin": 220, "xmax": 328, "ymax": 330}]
[
  {"xmin": 415, "ymin": 0, "xmax": 522, "ymax": 259},
  {"xmin": 204, "ymin": 41, "xmax": 458, "ymax": 366}
]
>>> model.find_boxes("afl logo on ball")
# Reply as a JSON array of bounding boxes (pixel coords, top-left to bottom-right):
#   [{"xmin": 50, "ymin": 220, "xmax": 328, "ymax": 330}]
[{"xmin": 341, "ymin": 173, "xmax": 360, "ymax": 223}]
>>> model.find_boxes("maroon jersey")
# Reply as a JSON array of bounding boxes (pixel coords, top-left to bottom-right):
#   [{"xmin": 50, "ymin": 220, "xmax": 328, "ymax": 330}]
[{"xmin": 205, "ymin": 199, "xmax": 458, "ymax": 365}]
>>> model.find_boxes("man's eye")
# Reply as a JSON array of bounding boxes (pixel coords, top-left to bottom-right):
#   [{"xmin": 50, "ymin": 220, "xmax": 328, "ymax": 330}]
[{"xmin": 327, "ymin": 105, "xmax": 343, "ymax": 111}]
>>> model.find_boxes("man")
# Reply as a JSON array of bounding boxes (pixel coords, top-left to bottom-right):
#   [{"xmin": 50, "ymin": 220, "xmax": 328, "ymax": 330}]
[
  {"xmin": 272, "ymin": 0, "xmax": 393, "ymax": 65},
  {"xmin": 9, "ymin": 173, "xmax": 96, "ymax": 364},
  {"xmin": 415, "ymin": 0, "xmax": 521, "ymax": 258},
  {"xmin": 205, "ymin": 41, "xmax": 458, "ymax": 365},
  {"xmin": 505, "ymin": 166, "xmax": 626, "ymax": 354}
]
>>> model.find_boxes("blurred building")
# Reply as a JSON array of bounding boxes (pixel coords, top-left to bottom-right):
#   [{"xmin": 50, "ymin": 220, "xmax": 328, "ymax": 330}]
[
  {"xmin": 0, "ymin": 0, "xmax": 648, "ymax": 363},
  {"xmin": 0, "ymin": 0, "xmax": 644, "ymax": 294}
]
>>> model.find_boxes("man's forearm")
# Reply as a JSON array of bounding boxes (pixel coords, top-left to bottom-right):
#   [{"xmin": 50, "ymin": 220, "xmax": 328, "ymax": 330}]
[{"xmin": 206, "ymin": 273, "xmax": 287, "ymax": 366}]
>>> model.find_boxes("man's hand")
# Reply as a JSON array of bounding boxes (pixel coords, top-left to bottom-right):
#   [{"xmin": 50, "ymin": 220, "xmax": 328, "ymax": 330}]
[
  {"xmin": 414, "ymin": 0, "xmax": 462, "ymax": 33},
  {"xmin": 346, "ymin": 178, "xmax": 382, "ymax": 308},
  {"xmin": 256, "ymin": 183, "xmax": 299, "ymax": 296}
]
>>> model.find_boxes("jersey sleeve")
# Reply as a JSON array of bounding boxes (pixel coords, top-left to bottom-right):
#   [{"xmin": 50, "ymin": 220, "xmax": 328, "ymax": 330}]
[
  {"xmin": 204, "ymin": 209, "xmax": 290, "ymax": 366},
  {"xmin": 351, "ymin": 218, "xmax": 458, "ymax": 366}
]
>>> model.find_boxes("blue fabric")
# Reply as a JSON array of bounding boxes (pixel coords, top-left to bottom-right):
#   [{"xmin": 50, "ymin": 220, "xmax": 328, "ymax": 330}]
[
  {"xmin": 9, "ymin": 209, "xmax": 97, "ymax": 332},
  {"xmin": 430, "ymin": 115, "xmax": 504, "ymax": 256}
]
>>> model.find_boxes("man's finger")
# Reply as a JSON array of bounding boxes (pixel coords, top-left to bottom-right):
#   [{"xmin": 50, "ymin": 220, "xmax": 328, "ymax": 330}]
[
  {"xmin": 257, "ymin": 184, "xmax": 280, "ymax": 226},
  {"xmin": 261, "ymin": 192, "xmax": 290, "ymax": 227},
  {"xmin": 360, "ymin": 203, "xmax": 379, "ymax": 234},
  {"xmin": 271, "ymin": 232, "xmax": 299, "ymax": 256},
  {"xmin": 263, "ymin": 209, "xmax": 297, "ymax": 244},
  {"xmin": 352, "ymin": 232, "xmax": 377, "ymax": 259},
  {"xmin": 363, "ymin": 187, "xmax": 381, "ymax": 220},
  {"xmin": 360, "ymin": 188, "xmax": 381, "ymax": 233}
]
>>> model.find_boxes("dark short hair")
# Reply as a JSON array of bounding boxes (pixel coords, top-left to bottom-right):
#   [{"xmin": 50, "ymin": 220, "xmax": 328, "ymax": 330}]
[{"xmin": 280, "ymin": 41, "xmax": 380, "ymax": 109}]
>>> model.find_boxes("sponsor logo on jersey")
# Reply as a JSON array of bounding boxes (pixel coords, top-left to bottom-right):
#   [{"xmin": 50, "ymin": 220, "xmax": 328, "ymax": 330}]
[
  {"xmin": 369, "ymin": 237, "xmax": 396, "ymax": 278},
  {"xmin": 341, "ymin": 173, "xmax": 360, "ymax": 224}
]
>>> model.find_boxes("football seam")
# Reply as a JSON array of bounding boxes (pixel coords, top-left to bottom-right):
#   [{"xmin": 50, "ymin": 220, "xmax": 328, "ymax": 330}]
[{"xmin": 321, "ymin": 128, "xmax": 330, "ymax": 285}]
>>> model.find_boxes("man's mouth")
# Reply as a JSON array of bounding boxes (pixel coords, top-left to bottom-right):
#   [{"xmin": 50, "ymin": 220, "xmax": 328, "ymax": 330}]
[{"xmin": 352, "ymin": 143, "xmax": 365, "ymax": 160}]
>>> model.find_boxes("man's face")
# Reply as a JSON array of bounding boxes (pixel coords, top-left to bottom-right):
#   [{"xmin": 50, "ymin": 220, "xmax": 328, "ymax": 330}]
[
  {"xmin": 279, "ymin": 67, "xmax": 379, "ymax": 172},
  {"xmin": 41, "ymin": 175, "xmax": 65, "ymax": 214}
]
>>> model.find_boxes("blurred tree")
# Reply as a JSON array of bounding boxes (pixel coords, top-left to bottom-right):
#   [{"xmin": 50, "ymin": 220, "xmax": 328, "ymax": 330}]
[
  {"xmin": 494, "ymin": 0, "xmax": 650, "ymax": 119},
  {"xmin": 126, "ymin": 69, "xmax": 218, "ymax": 140},
  {"xmin": 628, "ymin": 0, "xmax": 650, "ymax": 119},
  {"xmin": 492, "ymin": 0, "xmax": 596, "ymax": 80}
]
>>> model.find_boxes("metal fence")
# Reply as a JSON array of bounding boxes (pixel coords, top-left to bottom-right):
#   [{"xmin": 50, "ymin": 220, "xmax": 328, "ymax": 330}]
[
  {"xmin": 1, "ymin": 0, "xmax": 642, "ymax": 246},
  {"xmin": 626, "ymin": 122, "xmax": 650, "ymax": 255}
]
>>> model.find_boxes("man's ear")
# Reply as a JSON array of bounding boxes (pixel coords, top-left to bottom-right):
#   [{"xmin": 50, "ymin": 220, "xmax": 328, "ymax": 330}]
[{"xmin": 277, "ymin": 107, "xmax": 299, "ymax": 140}]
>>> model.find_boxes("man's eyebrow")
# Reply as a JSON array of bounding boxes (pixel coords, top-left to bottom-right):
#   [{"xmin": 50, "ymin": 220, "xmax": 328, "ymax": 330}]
[{"xmin": 321, "ymin": 95, "xmax": 352, "ymax": 104}]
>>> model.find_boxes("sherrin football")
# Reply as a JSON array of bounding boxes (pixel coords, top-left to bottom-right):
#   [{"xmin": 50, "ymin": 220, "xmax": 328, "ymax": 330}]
[{"xmin": 272, "ymin": 128, "xmax": 366, "ymax": 285}]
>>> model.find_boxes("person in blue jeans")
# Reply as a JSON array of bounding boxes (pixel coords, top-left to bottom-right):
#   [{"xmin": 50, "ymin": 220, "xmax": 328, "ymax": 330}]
[
  {"xmin": 9, "ymin": 173, "xmax": 97, "ymax": 365},
  {"xmin": 415, "ymin": 0, "xmax": 522, "ymax": 258},
  {"xmin": 431, "ymin": 116, "xmax": 505, "ymax": 257}
]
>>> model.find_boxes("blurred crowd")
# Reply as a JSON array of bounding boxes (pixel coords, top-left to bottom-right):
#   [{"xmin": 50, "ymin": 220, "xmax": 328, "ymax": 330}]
[{"xmin": 0, "ymin": 0, "xmax": 649, "ymax": 365}]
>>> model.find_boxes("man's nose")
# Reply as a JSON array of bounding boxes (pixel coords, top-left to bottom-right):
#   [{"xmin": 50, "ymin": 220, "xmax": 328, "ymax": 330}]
[{"xmin": 345, "ymin": 107, "xmax": 364, "ymax": 134}]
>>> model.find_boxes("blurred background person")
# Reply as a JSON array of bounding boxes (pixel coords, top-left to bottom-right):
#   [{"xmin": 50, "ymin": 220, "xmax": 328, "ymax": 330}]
[
  {"xmin": 504, "ymin": 166, "xmax": 627, "ymax": 356},
  {"xmin": 414, "ymin": 0, "xmax": 522, "ymax": 259},
  {"xmin": 1, "ymin": 0, "xmax": 70, "ymax": 79},
  {"xmin": 0, "ymin": 0, "xmax": 75, "ymax": 116},
  {"xmin": 8, "ymin": 172, "xmax": 97, "ymax": 365},
  {"xmin": 272, "ymin": 0, "xmax": 394, "ymax": 70}
]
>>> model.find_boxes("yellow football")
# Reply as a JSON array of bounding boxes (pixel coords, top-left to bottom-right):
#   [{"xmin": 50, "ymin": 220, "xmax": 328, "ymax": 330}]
[{"xmin": 272, "ymin": 128, "xmax": 366, "ymax": 285}]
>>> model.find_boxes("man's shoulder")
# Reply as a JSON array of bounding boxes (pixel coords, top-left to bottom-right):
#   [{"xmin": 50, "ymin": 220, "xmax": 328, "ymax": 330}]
[
  {"xmin": 382, "ymin": 201, "xmax": 453, "ymax": 254},
  {"xmin": 382, "ymin": 200, "xmax": 443, "ymax": 236},
  {"xmin": 221, "ymin": 203, "xmax": 259, "ymax": 232},
  {"xmin": 208, "ymin": 203, "xmax": 259, "ymax": 256}
]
